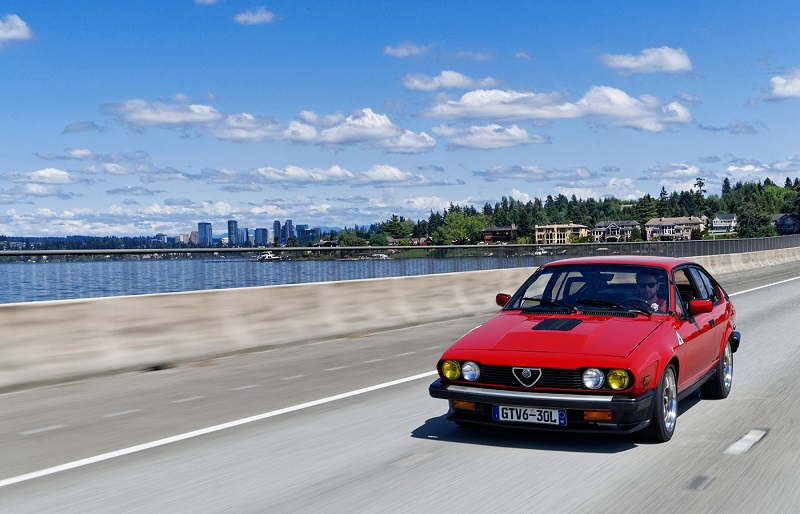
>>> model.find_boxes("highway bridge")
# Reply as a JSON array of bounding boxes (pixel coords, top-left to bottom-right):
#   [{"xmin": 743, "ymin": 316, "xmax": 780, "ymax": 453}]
[{"xmin": 1, "ymin": 250, "xmax": 800, "ymax": 511}]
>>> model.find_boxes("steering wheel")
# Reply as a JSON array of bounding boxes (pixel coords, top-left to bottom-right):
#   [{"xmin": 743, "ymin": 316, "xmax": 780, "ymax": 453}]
[{"xmin": 621, "ymin": 298, "xmax": 653, "ymax": 310}]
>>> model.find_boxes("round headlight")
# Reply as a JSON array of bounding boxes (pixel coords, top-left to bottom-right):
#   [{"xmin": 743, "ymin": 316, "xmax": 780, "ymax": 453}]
[
  {"xmin": 582, "ymin": 368, "xmax": 604, "ymax": 389},
  {"xmin": 462, "ymin": 361, "xmax": 481, "ymax": 381},
  {"xmin": 441, "ymin": 360, "xmax": 461, "ymax": 380},
  {"xmin": 607, "ymin": 369, "xmax": 631, "ymax": 390}
]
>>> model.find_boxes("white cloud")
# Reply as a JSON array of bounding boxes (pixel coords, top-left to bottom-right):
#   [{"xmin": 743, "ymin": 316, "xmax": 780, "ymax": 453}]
[
  {"xmin": 298, "ymin": 111, "xmax": 345, "ymax": 126},
  {"xmin": 282, "ymin": 120, "xmax": 318, "ymax": 143},
  {"xmin": 0, "ymin": 14, "xmax": 33, "ymax": 45},
  {"xmin": 423, "ymin": 89, "xmax": 582, "ymax": 123},
  {"xmin": 212, "ymin": 113, "xmax": 283, "ymax": 142},
  {"xmin": 255, "ymin": 165, "xmax": 355, "ymax": 186},
  {"xmin": 357, "ymin": 165, "xmax": 427, "ymax": 186},
  {"xmin": 435, "ymin": 124, "xmax": 549, "ymax": 149},
  {"xmin": 554, "ymin": 186, "xmax": 601, "ymax": 200},
  {"xmin": 6, "ymin": 167, "xmax": 79, "ymax": 184},
  {"xmin": 318, "ymin": 108, "xmax": 400, "ymax": 145},
  {"xmin": 768, "ymin": 69, "xmax": 800, "ymax": 99},
  {"xmin": 234, "ymin": 7, "xmax": 276, "ymax": 25},
  {"xmin": 643, "ymin": 163, "xmax": 701, "ymax": 180},
  {"xmin": 514, "ymin": 50, "xmax": 531, "ymax": 60},
  {"xmin": 454, "ymin": 51, "xmax": 493, "ymax": 61},
  {"xmin": 510, "ymin": 189, "xmax": 532, "ymax": 203},
  {"xmin": 601, "ymin": 46, "xmax": 692, "ymax": 75},
  {"xmin": 194, "ymin": 0, "xmax": 217, "ymax": 4},
  {"xmin": 474, "ymin": 165, "xmax": 599, "ymax": 182},
  {"xmin": 374, "ymin": 130, "xmax": 436, "ymax": 153},
  {"xmin": 402, "ymin": 70, "xmax": 497, "ymax": 92},
  {"xmin": 105, "ymin": 99, "xmax": 223, "ymax": 128},
  {"xmin": 577, "ymin": 86, "xmax": 693, "ymax": 132},
  {"xmin": 384, "ymin": 42, "xmax": 428, "ymax": 58}
]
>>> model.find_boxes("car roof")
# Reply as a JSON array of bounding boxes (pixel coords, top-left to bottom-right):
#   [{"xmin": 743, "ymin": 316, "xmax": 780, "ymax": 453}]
[{"xmin": 540, "ymin": 255, "xmax": 696, "ymax": 271}]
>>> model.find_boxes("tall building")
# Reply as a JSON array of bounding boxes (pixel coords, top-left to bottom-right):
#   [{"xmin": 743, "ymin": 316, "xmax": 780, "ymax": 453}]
[
  {"xmin": 254, "ymin": 228, "xmax": 268, "ymax": 246},
  {"xmin": 227, "ymin": 220, "xmax": 238, "ymax": 246},
  {"xmin": 283, "ymin": 219, "xmax": 294, "ymax": 245},
  {"xmin": 273, "ymin": 221, "xmax": 281, "ymax": 245},
  {"xmin": 198, "ymin": 222, "xmax": 212, "ymax": 246}
]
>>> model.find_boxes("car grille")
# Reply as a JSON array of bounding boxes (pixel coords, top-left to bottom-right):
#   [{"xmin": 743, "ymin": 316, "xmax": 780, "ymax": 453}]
[{"xmin": 478, "ymin": 365, "xmax": 583, "ymax": 389}]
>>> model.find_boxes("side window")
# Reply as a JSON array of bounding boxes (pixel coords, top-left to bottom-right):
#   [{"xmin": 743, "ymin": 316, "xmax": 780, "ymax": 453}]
[
  {"xmin": 673, "ymin": 268, "xmax": 698, "ymax": 310},
  {"xmin": 690, "ymin": 267, "xmax": 719, "ymax": 303},
  {"xmin": 687, "ymin": 268, "xmax": 709, "ymax": 300}
]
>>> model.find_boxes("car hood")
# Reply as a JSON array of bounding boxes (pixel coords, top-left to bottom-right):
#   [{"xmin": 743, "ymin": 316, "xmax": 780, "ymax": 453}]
[{"xmin": 452, "ymin": 313, "xmax": 663, "ymax": 358}]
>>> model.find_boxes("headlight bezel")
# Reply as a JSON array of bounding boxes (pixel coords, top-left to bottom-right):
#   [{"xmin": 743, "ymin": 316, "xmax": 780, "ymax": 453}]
[
  {"xmin": 461, "ymin": 361, "xmax": 481, "ymax": 381},
  {"xmin": 441, "ymin": 360, "xmax": 461, "ymax": 380},
  {"xmin": 607, "ymin": 369, "xmax": 631, "ymax": 390},
  {"xmin": 582, "ymin": 368, "xmax": 605, "ymax": 389}
]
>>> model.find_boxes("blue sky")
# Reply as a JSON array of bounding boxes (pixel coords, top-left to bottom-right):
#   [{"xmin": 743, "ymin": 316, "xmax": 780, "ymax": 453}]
[{"xmin": 1, "ymin": 1, "xmax": 799, "ymax": 237}]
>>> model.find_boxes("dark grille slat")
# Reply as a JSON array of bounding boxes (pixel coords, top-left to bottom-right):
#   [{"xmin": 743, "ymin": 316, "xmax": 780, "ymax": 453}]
[{"xmin": 479, "ymin": 365, "xmax": 582, "ymax": 389}]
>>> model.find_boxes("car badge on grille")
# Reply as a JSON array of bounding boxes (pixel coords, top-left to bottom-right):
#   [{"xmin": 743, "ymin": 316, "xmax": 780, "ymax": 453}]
[{"xmin": 512, "ymin": 367, "xmax": 542, "ymax": 387}]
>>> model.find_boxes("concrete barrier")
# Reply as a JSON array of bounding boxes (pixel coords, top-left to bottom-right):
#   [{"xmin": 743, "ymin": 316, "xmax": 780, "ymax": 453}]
[{"xmin": 1, "ymin": 248, "xmax": 799, "ymax": 390}]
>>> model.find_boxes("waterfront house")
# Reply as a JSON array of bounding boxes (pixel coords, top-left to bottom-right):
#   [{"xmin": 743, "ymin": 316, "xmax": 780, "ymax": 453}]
[
  {"xmin": 772, "ymin": 213, "xmax": 800, "ymax": 235},
  {"xmin": 481, "ymin": 224, "xmax": 519, "ymax": 243},
  {"xmin": 591, "ymin": 220, "xmax": 640, "ymax": 242},
  {"xmin": 534, "ymin": 223, "xmax": 589, "ymax": 245},
  {"xmin": 645, "ymin": 217, "xmax": 705, "ymax": 241},
  {"xmin": 710, "ymin": 213, "xmax": 737, "ymax": 234}
]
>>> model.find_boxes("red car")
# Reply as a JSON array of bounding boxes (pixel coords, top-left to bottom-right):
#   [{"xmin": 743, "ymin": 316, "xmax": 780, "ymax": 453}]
[{"xmin": 429, "ymin": 256, "xmax": 740, "ymax": 442}]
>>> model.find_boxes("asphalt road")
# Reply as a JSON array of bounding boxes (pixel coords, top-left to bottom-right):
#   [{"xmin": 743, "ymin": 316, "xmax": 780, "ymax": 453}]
[{"xmin": 1, "ymin": 262, "xmax": 799, "ymax": 513}]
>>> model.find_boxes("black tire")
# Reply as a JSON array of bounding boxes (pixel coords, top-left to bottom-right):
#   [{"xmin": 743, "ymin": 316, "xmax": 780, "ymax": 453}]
[
  {"xmin": 701, "ymin": 341, "xmax": 733, "ymax": 399},
  {"xmin": 644, "ymin": 364, "xmax": 678, "ymax": 442}
]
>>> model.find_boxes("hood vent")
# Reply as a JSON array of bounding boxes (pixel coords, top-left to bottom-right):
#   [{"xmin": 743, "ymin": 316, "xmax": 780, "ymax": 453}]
[
  {"xmin": 580, "ymin": 310, "xmax": 636, "ymax": 318},
  {"xmin": 533, "ymin": 318, "xmax": 583, "ymax": 331}
]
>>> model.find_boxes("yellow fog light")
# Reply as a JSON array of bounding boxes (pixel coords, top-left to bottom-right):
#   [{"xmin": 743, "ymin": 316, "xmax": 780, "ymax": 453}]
[
  {"xmin": 442, "ymin": 360, "xmax": 461, "ymax": 380},
  {"xmin": 607, "ymin": 369, "xmax": 631, "ymax": 390}
]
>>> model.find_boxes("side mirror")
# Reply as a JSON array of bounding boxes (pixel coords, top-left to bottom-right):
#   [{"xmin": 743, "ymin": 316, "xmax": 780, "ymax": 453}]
[
  {"xmin": 688, "ymin": 299, "xmax": 712, "ymax": 315},
  {"xmin": 496, "ymin": 293, "xmax": 511, "ymax": 307}
]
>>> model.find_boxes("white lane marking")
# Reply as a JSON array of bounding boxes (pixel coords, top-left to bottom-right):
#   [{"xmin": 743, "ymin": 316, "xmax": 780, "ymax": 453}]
[
  {"xmin": 230, "ymin": 385, "xmax": 259, "ymax": 391},
  {"xmin": 104, "ymin": 410, "xmax": 142, "ymax": 418},
  {"xmin": 723, "ymin": 429, "xmax": 766, "ymax": 455},
  {"xmin": 729, "ymin": 275, "xmax": 800, "ymax": 296},
  {"xmin": 364, "ymin": 358, "xmax": 384, "ymax": 363},
  {"xmin": 0, "ymin": 371, "xmax": 437, "ymax": 489},
  {"xmin": 397, "ymin": 352, "xmax": 416, "ymax": 357},
  {"xmin": 21, "ymin": 425, "xmax": 66, "ymax": 436},
  {"xmin": 172, "ymin": 396, "xmax": 206, "ymax": 403},
  {"xmin": 281, "ymin": 375, "xmax": 305, "ymax": 381},
  {"xmin": 323, "ymin": 366, "xmax": 347, "ymax": 371}
]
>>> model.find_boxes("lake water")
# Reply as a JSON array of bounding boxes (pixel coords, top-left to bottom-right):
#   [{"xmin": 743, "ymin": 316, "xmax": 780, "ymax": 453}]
[{"xmin": 0, "ymin": 256, "xmax": 545, "ymax": 304}]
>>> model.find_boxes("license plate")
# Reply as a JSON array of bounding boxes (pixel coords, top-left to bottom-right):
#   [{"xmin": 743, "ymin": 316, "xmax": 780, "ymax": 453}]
[{"xmin": 492, "ymin": 405, "xmax": 567, "ymax": 426}]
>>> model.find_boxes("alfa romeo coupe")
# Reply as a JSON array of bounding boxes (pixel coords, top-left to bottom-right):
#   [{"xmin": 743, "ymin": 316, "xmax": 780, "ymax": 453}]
[{"xmin": 429, "ymin": 256, "xmax": 740, "ymax": 442}]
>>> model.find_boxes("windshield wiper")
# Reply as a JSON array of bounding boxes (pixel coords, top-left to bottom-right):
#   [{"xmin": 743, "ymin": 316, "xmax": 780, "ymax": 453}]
[
  {"xmin": 575, "ymin": 298, "xmax": 652, "ymax": 317},
  {"xmin": 521, "ymin": 297, "xmax": 577, "ymax": 313}
]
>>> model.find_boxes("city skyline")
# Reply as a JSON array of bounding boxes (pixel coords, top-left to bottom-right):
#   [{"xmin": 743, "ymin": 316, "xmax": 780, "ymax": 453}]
[{"xmin": 1, "ymin": 2, "xmax": 799, "ymax": 237}]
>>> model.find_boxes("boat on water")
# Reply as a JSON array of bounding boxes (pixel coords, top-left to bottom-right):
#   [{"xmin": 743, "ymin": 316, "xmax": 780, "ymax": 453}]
[{"xmin": 256, "ymin": 251, "xmax": 281, "ymax": 262}]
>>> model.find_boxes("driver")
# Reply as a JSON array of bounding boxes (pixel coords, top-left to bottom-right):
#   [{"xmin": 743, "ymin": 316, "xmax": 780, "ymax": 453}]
[{"xmin": 634, "ymin": 271, "xmax": 666, "ymax": 312}]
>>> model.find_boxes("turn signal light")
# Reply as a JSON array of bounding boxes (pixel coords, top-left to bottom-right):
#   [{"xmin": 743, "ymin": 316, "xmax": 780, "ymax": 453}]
[
  {"xmin": 584, "ymin": 410, "xmax": 613, "ymax": 421},
  {"xmin": 452, "ymin": 400, "xmax": 476, "ymax": 411}
]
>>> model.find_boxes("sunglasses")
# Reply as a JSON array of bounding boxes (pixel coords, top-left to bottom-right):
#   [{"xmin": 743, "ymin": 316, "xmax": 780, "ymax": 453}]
[{"xmin": 637, "ymin": 282, "xmax": 657, "ymax": 288}]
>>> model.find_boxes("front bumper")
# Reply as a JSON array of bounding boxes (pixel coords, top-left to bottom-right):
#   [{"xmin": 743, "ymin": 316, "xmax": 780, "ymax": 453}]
[{"xmin": 429, "ymin": 379, "xmax": 655, "ymax": 434}]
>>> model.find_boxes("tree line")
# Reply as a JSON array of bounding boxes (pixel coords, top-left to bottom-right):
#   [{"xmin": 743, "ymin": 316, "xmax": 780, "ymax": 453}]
[{"xmin": 3, "ymin": 177, "xmax": 799, "ymax": 250}]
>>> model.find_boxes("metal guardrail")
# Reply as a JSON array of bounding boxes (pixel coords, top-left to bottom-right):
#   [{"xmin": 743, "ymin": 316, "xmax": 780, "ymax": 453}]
[
  {"xmin": 2, "ymin": 234, "xmax": 800, "ymax": 260},
  {"xmin": 1, "ymin": 235, "xmax": 799, "ymax": 304}
]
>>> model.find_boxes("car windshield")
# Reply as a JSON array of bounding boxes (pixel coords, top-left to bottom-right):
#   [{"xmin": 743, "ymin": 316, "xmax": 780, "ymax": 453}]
[{"xmin": 508, "ymin": 264, "xmax": 670, "ymax": 314}]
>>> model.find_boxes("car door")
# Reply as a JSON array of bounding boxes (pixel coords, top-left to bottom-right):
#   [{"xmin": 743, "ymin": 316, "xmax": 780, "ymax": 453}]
[
  {"xmin": 672, "ymin": 266, "xmax": 717, "ymax": 387},
  {"xmin": 688, "ymin": 266, "xmax": 727, "ymax": 370}
]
